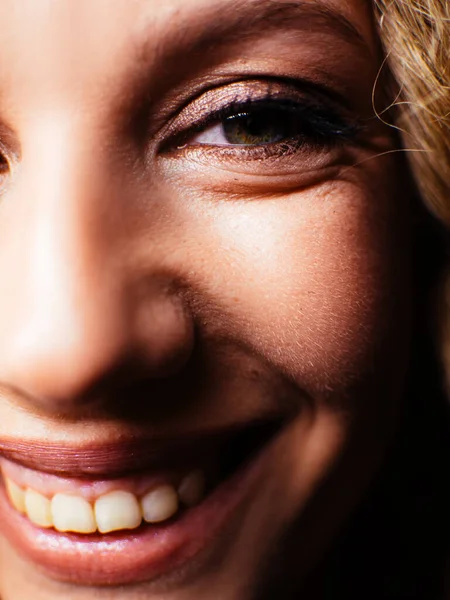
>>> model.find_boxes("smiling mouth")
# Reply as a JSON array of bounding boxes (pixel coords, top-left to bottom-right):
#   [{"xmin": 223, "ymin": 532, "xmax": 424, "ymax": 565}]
[{"xmin": 0, "ymin": 419, "xmax": 284, "ymax": 585}]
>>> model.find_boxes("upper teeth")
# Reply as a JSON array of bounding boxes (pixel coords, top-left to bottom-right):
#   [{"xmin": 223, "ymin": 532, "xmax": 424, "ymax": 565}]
[
  {"xmin": 3, "ymin": 470, "xmax": 205, "ymax": 535},
  {"xmin": 176, "ymin": 469, "xmax": 205, "ymax": 507}
]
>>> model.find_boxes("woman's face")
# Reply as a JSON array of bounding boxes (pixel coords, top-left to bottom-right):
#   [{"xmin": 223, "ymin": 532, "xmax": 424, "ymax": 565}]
[{"xmin": 0, "ymin": 1, "xmax": 411, "ymax": 599}]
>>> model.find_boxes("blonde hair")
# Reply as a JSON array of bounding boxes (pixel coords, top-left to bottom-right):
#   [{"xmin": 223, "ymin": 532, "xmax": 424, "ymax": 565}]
[
  {"xmin": 374, "ymin": 0, "xmax": 450, "ymax": 222},
  {"xmin": 375, "ymin": 0, "xmax": 450, "ymax": 391}
]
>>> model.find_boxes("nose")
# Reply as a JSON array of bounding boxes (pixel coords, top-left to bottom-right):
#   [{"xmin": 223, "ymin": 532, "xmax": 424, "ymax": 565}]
[{"xmin": 0, "ymin": 120, "xmax": 194, "ymax": 413}]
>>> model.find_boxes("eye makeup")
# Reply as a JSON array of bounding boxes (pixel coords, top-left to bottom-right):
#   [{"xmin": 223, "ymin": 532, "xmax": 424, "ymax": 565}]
[{"xmin": 159, "ymin": 78, "xmax": 362, "ymax": 165}]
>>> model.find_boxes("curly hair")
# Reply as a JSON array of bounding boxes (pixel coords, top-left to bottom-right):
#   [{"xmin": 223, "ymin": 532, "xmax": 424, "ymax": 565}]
[
  {"xmin": 375, "ymin": 1, "xmax": 450, "ymax": 396},
  {"xmin": 374, "ymin": 0, "xmax": 450, "ymax": 222}
]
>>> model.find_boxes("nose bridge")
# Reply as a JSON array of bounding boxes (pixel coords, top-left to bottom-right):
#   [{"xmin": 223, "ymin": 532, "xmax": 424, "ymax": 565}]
[
  {"xmin": 0, "ymin": 117, "xmax": 143, "ymax": 405},
  {"xmin": 26, "ymin": 117, "xmax": 119, "ymax": 303}
]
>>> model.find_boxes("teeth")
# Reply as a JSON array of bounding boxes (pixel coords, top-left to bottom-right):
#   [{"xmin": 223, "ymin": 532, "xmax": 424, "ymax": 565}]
[
  {"xmin": 5, "ymin": 478, "xmax": 26, "ymax": 513},
  {"xmin": 178, "ymin": 470, "xmax": 205, "ymax": 507},
  {"xmin": 25, "ymin": 488, "xmax": 53, "ymax": 528},
  {"xmin": 94, "ymin": 490, "xmax": 142, "ymax": 534},
  {"xmin": 141, "ymin": 485, "xmax": 179, "ymax": 523},
  {"xmin": 52, "ymin": 493, "xmax": 96, "ymax": 534},
  {"xmin": 3, "ymin": 470, "xmax": 205, "ymax": 534}
]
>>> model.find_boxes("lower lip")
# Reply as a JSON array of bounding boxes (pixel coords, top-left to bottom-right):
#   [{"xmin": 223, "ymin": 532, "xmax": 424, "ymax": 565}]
[{"xmin": 0, "ymin": 438, "xmax": 271, "ymax": 587}]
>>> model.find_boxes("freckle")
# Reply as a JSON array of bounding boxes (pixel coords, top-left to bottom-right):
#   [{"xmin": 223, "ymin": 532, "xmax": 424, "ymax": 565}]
[{"xmin": 249, "ymin": 369, "xmax": 262, "ymax": 380}]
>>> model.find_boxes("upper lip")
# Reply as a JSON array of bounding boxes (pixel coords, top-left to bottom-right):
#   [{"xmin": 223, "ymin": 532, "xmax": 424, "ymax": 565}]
[{"xmin": 0, "ymin": 419, "xmax": 282, "ymax": 479}]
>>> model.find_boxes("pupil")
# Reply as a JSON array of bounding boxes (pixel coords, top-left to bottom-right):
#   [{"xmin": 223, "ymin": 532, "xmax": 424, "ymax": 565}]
[
  {"xmin": 223, "ymin": 109, "xmax": 293, "ymax": 145},
  {"xmin": 246, "ymin": 114, "xmax": 270, "ymax": 137}
]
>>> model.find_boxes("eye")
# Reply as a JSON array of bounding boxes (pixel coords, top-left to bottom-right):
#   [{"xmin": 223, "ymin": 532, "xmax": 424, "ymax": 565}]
[
  {"xmin": 160, "ymin": 80, "xmax": 362, "ymax": 167},
  {"xmin": 193, "ymin": 104, "xmax": 305, "ymax": 146},
  {"xmin": 182, "ymin": 98, "xmax": 359, "ymax": 154},
  {"xmin": 0, "ymin": 152, "xmax": 10, "ymax": 187}
]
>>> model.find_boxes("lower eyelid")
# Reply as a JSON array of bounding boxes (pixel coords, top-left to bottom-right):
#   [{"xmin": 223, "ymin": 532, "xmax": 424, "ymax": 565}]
[
  {"xmin": 158, "ymin": 143, "xmax": 349, "ymax": 196},
  {"xmin": 173, "ymin": 139, "xmax": 324, "ymax": 163}
]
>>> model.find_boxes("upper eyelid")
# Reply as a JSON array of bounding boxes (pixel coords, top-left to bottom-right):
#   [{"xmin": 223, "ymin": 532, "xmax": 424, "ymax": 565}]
[
  {"xmin": 185, "ymin": 98, "xmax": 308, "ymax": 133},
  {"xmin": 159, "ymin": 79, "xmax": 352, "ymax": 144}
]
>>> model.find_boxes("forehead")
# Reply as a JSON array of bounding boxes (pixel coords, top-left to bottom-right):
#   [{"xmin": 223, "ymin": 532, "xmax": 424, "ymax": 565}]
[
  {"xmin": 0, "ymin": 0, "xmax": 375, "ymax": 39},
  {"xmin": 0, "ymin": 0, "xmax": 379, "ymax": 122}
]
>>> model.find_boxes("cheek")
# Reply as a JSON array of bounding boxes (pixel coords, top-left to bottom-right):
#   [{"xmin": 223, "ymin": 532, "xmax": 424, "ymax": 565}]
[{"xmin": 175, "ymin": 170, "xmax": 411, "ymax": 402}]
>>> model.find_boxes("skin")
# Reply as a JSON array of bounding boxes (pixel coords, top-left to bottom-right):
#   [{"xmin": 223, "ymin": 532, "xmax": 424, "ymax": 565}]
[{"xmin": 0, "ymin": 0, "xmax": 413, "ymax": 598}]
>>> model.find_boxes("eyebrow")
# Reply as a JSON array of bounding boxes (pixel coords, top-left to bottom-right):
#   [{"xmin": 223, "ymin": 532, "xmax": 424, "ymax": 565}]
[{"xmin": 153, "ymin": 0, "xmax": 372, "ymax": 61}]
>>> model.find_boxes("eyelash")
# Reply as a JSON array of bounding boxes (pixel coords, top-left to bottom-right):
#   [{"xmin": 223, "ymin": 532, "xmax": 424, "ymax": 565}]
[{"xmin": 164, "ymin": 92, "xmax": 361, "ymax": 160}]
